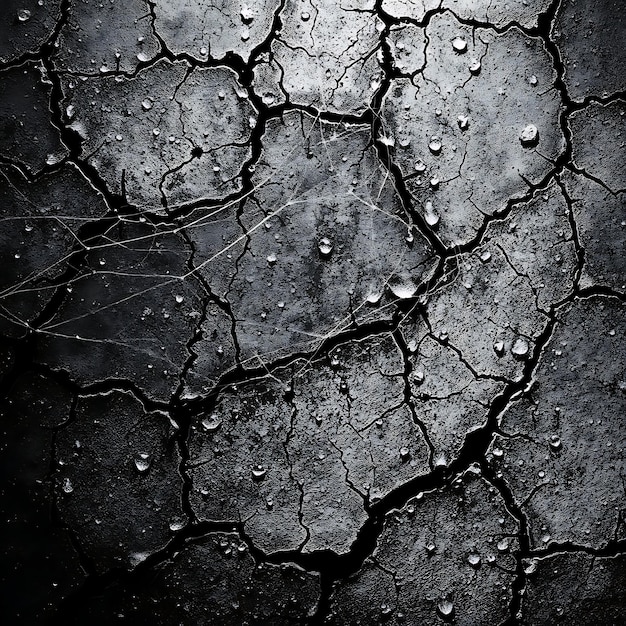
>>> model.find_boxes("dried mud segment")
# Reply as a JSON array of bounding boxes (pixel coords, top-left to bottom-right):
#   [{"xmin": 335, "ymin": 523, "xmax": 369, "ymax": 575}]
[
  {"xmin": 60, "ymin": 60, "xmax": 256, "ymax": 210},
  {"xmin": 0, "ymin": 0, "xmax": 624, "ymax": 624},
  {"xmin": 382, "ymin": 11, "xmax": 565, "ymax": 247}
]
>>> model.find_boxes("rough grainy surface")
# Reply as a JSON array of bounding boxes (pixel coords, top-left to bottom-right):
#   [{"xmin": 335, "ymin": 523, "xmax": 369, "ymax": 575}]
[{"xmin": 0, "ymin": 1, "xmax": 624, "ymax": 624}]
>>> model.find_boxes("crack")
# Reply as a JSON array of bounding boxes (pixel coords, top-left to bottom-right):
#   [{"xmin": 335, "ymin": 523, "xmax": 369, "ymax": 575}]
[
  {"xmin": 282, "ymin": 377, "xmax": 312, "ymax": 551},
  {"xmin": 528, "ymin": 539, "xmax": 626, "ymax": 559},
  {"xmin": 480, "ymin": 463, "xmax": 531, "ymax": 626},
  {"xmin": 392, "ymin": 327, "xmax": 436, "ymax": 468},
  {"xmin": 0, "ymin": 1, "xmax": 67, "ymax": 71},
  {"xmin": 370, "ymin": 1, "xmax": 449, "ymax": 259},
  {"xmin": 48, "ymin": 392, "xmax": 96, "ymax": 579},
  {"xmin": 555, "ymin": 173, "xmax": 585, "ymax": 292},
  {"xmin": 563, "ymin": 157, "xmax": 626, "ymax": 197},
  {"xmin": 6, "ymin": 0, "xmax": 625, "ymax": 621}
]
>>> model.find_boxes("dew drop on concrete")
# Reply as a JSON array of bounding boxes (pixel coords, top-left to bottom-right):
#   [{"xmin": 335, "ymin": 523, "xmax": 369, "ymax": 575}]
[
  {"xmin": 317, "ymin": 237, "xmax": 334, "ymax": 258},
  {"xmin": 519, "ymin": 124, "xmax": 539, "ymax": 147},
  {"xmin": 133, "ymin": 452, "xmax": 153, "ymax": 474}
]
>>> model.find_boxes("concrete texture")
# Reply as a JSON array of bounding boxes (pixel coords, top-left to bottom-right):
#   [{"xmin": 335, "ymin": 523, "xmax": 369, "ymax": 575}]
[{"xmin": 0, "ymin": 0, "xmax": 624, "ymax": 623}]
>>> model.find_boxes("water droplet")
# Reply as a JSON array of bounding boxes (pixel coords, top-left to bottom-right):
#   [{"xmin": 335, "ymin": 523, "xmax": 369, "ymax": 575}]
[
  {"xmin": 201, "ymin": 414, "xmax": 222, "ymax": 432},
  {"xmin": 141, "ymin": 98, "xmax": 153, "ymax": 111},
  {"xmin": 240, "ymin": 6, "xmax": 254, "ymax": 24},
  {"xmin": 379, "ymin": 133, "xmax": 395, "ymax": 146},
  {"xmin": 469, "ymin": 58, "xmax": 481, "ymax": 75},
  {"xmin": 388, "ymin": 274, "xmax": 417, "ymax": 299},
  {"xmin": 380, "ymin": 603, "xmax": 393, "ymax": 616},
  {"xmin": 61, "ymin": 477, "xmax": 74, "ymax": 494},
  {"xmin": 251, "ymin": 464, "xmax": 267, "ymax": 481},
  {"xmin": 133, "ymin": 452, "xmax": 152, "ymax": 473},
  {"xmin": 511, "ymin": 337, "xmax": 530, "ymax": 359},
  {"xmin": 366, "ymin": 291, "xmax": 382, "ymax": 305},
  {"xmin": 434, "ymin": 454, "xmax": 448, "ymax": 467},
  {"xmin": 437, "ymin": 598, "xmax": 454, "ymax": 619},
  {"xmin": 169, "ymin": 516, "xmax": 186, "ymax": 532},
  {"xmin": 468, "ymin": 552, "xmax": 481, "ymax": 568},
  {"xmin": 317, "ymin": 237, "xmax": 333, "ymax": 258},
  {"xmin": 493, "ymin": 340, "xmax": 505, "ymax": 356},
  {"xmin": 497, "ymin": 537, "xmax": 510, "ymax": 552},
  {"xmin": 428, "ymin": 137, "xmax": 442, "ymax": 155},
  {"xmin": 261, "ymin": 92, "xmax": 276, "ymax": 106},
  {"xmin": 130, "ymin": 551, "xmax": 150, "ymax": 566},
  {"xmin": 301, "ymin": 11, "xmax": 310, "ymax": 21},
  {"xmin": 452, "ymin": 37, "xmax": 467, "ymax": 53},
  {"xmin": 519, "ymin": 124, "xmax": 539, "ymax": 147},
  {"xmin": 549, "ymin": 434, "xmax": 562, "ymax": 451},
  {"xmin": 457, "ymin": 115, "xmax": 469, "ymax": 131},
  {"xmin": 17, "ymin": 9, "xmax": 31, "ymax": 22},
  {"xmin": 424, "ymin": 201, "xmax": 440, "ymax": 228}
]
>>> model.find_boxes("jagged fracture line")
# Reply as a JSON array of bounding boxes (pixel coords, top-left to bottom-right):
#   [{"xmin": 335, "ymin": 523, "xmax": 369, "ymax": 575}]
[
  {"xmin": 284, "ymin": 223, "xmax": 432, "ymax": 377},
  {"xmin": 1, "ymin": 111, "xmax": 368, "ymax": 300},
  {"xmin": 14, "ymin": 177, "xmax": 420, "ymax": 338}
]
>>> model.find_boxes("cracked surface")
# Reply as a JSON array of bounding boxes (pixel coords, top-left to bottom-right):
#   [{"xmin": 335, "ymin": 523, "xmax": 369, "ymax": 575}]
[
  {"xmin": 60, "ymin": 532, "xmax": 321, "ymax": 625},
  {"xmin": 1, "ymin": 0, "xmax": 625, "ymax": 623},
  {"xmin": 553, "ymin": 0, "xmax": 626, "ymax": 102},
  {"xmin": 490, "ymin": 297, "xmax": 625, "ymax": 549},
  {"xmin": 382, "ymin": 1, "xmax": 553, "ymax": 29},
  {"xmin": 521, "ymin": 553, "xmax": 626, "ymax": 624},
  {"xmin": 0, "ymin": 63, "xmax": 68, "ymax": 172},
  {"xmin": 382, "ymin": 12, "xmax": 565, "ymax": 247},
  {"xmin": 61, "ymin": 60, "xmax": 255, "ymax": 210},
  {"xmin": 328, "ymin": 469, "xmax": 520, "ymax": 625},
  {"xmin": 55, "ymin": 390, "xmax": 183, "ymax": 572}
]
